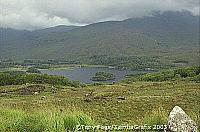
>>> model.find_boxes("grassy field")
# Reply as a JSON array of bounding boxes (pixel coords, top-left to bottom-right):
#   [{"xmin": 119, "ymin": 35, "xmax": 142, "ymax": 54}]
[{"xmin": 0, "ymin": 80, "xmax": 199, "ymax": 131}]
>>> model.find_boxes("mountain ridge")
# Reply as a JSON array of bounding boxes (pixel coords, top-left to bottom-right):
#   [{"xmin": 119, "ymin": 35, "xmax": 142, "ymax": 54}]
[{"xmin": 0, "ymin": 11, "xmax": 199, "ymax": 69}]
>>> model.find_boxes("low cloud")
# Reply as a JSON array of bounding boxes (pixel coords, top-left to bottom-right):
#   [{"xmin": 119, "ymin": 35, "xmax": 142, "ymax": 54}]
[{"xmin": 0, "ymin": 0, "xmax": 199, "ymax": 30}]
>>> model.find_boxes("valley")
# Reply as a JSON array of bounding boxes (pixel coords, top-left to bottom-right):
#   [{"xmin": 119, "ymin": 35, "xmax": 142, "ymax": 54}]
[{"xmin": 0, "ymin": 10, "xmax": 199, "ymax": 131}]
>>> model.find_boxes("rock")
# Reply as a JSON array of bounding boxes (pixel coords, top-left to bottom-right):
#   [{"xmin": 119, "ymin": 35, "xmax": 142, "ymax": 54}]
[
  {"xmin": 168, "ymin": 106, "xmax": 197, "ymax": 132},
  {"xmin": 84, "ymin": 92, "xmax": 93, "ymax": 97},
  {"xmin": 117, "ymin": 96, "xmax": 126, "ymax": 100},
  {"xmin": 112, "ymin": 81, "xmax": 116, "ymax": 84},
  {"xmin": 85, "ymin": 93, "xmax": 90, "ymax": 97},
  {"xmin": 34, "ymin": 92, "xmax": 39, "ymax": 95},
  {"xmin": 41, "ymin": 96, "xmax": 46, "ymax": 99}
]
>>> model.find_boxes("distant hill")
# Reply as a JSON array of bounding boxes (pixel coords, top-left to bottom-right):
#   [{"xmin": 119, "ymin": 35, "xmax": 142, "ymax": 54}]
[
  {"xmin": 33, "ymin": 25, "xmax": 80, "ymax": 34},
  {"xmin": 0, "ymin": 11, "xmax": 199, "ymax": 69}
]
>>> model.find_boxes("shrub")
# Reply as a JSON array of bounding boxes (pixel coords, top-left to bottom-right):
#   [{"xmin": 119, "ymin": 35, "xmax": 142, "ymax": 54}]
[
  {"xmin": 191, "ymin": 74, "xmax": 200, "ymax": 82},
  {"xmin": 174, "ymin": 66, "xmax": 199, "ymax": 78},
  {"xmin": 26, "ymin": 67, "xmax": 41, "ymax": 74},
  {"xmin": 121, "ymin": 66, "xmax": 200, "ymax": 83},
  {"xmin": 139, "ymin": 70, "xmax": 174, "ymax": 82},
  {"xmin": 0, "ymin": 71, "xmax": 81, "ymax": 87},
  {"xmin": 91, "ymin": 72, "xmax": 115, "ymax": 81}
]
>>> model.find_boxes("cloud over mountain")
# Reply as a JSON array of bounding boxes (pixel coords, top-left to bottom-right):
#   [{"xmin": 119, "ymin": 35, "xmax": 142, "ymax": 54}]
[{"xmin": 0, "ymin": 0, "xmax": 199, "ymax": 30}]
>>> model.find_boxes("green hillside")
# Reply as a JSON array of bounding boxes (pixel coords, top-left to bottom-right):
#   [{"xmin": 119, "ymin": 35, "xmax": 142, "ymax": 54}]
[{"xmin": 0, "ymin": 11, "xmax": 199, "ymax": 69}]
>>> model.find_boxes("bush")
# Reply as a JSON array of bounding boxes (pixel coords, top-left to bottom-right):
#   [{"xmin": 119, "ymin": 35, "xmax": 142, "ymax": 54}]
[
  {"xmin": 121, "ymin": 66, "xmax": 200, "ymax": 83},
  {"xmin": 26, "ymin": 67, "xmax": 41, "ymax": 74},
  {"xmin": 191, "ymin": 74, "xmax": 200, "ymax": 82},
  {"xmin": 139, "ymin": 70, "xmax": 174, "ymax": 82},
  {"xmin": 174, "ymin": 66, "xmax": 199, "ymax": 78},
  {"xmin": 0, "ymin": 71, "xmax": 81, "ymax": 87},
  {"xmin": 91, "ymin": 72, "xmax": 115, "ymax": 81}
]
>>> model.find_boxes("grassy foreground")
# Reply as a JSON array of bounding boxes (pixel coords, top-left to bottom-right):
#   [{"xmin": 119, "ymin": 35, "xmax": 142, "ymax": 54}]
[
  {"xmin": 0, "ymin": 109, "xmax": 94, "ymax": 132},
  {"xmin": 0, "ymin": 80, "xmax": 199, "ymax": 131}
]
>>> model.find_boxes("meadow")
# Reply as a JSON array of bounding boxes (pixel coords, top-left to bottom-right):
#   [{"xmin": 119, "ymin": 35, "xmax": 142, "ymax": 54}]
[
  {"xmin": 0, "ymin": 81, "xmax": 199, "ymax": 131},
  {"xmin": 0, "ymin": 67, "xmax": 199, "ymax": 131}
]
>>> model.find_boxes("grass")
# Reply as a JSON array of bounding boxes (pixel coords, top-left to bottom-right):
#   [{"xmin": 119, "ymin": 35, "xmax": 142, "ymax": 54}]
[
  {"xmin": 142, "ymin": 107, "xmax": 168, "ymax": 125},
  {"xmin": 0, "ymin": 109, "xmax": 94, "ymax": 132},
  {"xmin": 0, "ymin": 81, "xmax": 199, "ymax": 131},
  {"xmin": 0, "ymin": 67, "xmax": 26, "ymax": 72}
]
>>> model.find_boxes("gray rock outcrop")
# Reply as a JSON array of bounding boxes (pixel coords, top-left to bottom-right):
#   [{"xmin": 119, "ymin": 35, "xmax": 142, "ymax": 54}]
[{"xmin": 168, "ymin": 106, "xmax": 197, "ymax": 132}]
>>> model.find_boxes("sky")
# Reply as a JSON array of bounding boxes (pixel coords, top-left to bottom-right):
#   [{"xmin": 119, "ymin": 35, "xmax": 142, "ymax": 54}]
[{"xmin": 0, "ymin": 0, "xmax": 199, "ymax": 30}]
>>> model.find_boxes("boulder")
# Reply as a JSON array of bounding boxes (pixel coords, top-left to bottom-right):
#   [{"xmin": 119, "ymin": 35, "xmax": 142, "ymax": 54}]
[{"xmin": 168, "ymin": 106, "xmax": 197, "ymax": 132}]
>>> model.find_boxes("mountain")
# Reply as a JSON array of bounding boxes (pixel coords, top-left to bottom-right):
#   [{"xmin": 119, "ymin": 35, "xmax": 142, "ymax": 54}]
[
  {"xmin": 33, "ymin": 25, "xmax": 79, "ymax": 34},
  {"xmin": 0, "ymin": 11, "xmax": 199, "ymax": 69}
]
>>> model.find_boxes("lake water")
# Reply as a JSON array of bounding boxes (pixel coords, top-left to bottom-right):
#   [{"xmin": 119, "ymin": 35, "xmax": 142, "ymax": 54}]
[{"xmin": 40, "ymin": 67, "xmax": 150, "ymax": 83}]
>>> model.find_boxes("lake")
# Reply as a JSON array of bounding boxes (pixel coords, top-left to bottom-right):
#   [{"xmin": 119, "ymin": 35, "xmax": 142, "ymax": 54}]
[{"xmin": 40, "ymin": 67, "xmax": 150, "ymax": 83}]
